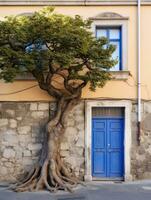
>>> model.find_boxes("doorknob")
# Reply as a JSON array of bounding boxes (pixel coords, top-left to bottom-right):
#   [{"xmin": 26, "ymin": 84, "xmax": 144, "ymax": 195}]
[{"xmin": 108, "ymin": 144, "xmax": 110, "ymax": 147}]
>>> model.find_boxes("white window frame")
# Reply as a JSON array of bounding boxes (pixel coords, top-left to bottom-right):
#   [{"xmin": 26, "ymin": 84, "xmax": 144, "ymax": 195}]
[{"xmin": 91, "ymin": 18, "xmax": 129, "ymax": 78}]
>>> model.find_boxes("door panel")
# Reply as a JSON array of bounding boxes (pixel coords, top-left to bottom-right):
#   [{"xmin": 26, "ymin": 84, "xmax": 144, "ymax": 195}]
[
  {"xmin": 92, "ymin": 119, "xmax": 106, "ymax": 177},
  {"xmin": 92, "ymin": 118, "xmax": 124, "ymax": 179},
  {"xmin": 93, "ymin": 152, "xmax": 106, "ymax": 176},
  {"xmin": 93, "ymin": 131, "xmax": 105, "ymax": 148}
]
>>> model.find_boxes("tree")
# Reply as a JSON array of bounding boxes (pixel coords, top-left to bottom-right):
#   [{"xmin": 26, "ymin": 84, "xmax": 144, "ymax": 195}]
[{"xmin": 0, "ymin": 7, "xmax": 116, "ymax": 192}]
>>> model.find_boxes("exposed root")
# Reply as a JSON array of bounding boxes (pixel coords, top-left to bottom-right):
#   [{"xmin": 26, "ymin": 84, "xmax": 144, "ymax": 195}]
[
  {"xmin": 12, "ymin": 93, "xmax": 84, "ymax": 193},
  {"xmin": 17, "ymin": 166, "xmax": 40, "ymax": 189},
  {"xmin": 13, "ymin": 156, "xmax": 82, "ymax": 193}
]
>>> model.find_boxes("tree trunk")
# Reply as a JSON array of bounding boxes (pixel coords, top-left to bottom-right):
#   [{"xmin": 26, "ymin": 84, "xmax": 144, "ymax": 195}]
[{"xmin": 13, "ymin": 97, "xmax": 81, "ymax": 192}]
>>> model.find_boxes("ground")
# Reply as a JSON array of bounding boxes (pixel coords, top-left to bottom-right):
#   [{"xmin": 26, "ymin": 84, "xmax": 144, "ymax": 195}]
[{"xmin": 0, "ymin": 180, "xmax": 151, "ymax": 200}]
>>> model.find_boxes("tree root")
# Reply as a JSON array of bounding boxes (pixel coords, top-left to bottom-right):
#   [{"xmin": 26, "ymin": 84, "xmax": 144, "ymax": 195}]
[{"xmin": 13, "ymin": 157, "xmax": 81, "ymax": 193}]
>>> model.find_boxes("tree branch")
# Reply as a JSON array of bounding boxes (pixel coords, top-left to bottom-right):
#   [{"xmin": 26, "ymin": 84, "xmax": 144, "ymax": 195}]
[
  {"xmin": 55, "ymin": 71, "xmax": 74, "ymax": 94},
  {"xmin": 46, "ymin": 72, "xmax": 63, "ymax": 98}
]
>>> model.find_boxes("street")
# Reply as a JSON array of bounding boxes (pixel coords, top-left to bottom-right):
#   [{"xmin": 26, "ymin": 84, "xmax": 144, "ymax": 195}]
[{"xmin": 0, "ymin": 180, "xmax": 151, "ymax": 200}]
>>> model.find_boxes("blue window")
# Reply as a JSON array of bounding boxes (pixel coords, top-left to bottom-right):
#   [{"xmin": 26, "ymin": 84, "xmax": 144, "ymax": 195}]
[{"xmin": 96, "ymin": 27, "xmax": 122, "ymax": 71}]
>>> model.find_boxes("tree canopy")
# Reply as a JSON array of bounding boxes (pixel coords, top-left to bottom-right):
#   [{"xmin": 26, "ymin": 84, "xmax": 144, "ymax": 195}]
[{"xmin": 0, "ymin": 7, "xmax": 116, "ymax": 99}]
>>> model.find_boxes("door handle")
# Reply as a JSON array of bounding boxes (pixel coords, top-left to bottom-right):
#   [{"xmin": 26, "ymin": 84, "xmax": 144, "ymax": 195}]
[{"xmin": 108, "ymin": 144, "xmax": 110, "ymax": 147}]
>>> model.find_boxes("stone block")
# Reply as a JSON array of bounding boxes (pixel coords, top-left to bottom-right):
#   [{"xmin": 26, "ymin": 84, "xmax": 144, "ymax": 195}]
[
  {"xmin": 142, "ymin": 114, "xmax": 151, "ymax": 131},
  {"xmin": 31, "ymin": 125, "xmax": 40, "ymax": 134},
  {"xmin": 30, "ymin": 103, "xmax": 38, "ymax": 111},
  {"xmin": 66, "ymin": 119, "xmax": 75, "ymax": 127},
  {"xmin": 74, "ymin": 109, "xmax": 84, "ymax": 115},
  {"xmin": 23, "ymin": 150, "xmax": 31, "ymax": 157},
  {"xmin": 17, "ymin": 126, "xmax": 31, "ymax": 134},
  {"xmin": 0, "ymin": 119, "xmax": 8, "ymax": 127},
  {"xmin": 136, "ymin": 154, "xmax": 146, "ymax": 161},
  {"xmin": 144, "ymin": 102, "xmax": 151, "ymax": 113},
  {"xmin": 0, "ymin": 167, "xmax": 8, "ymax": 175},
  {"xmin": 2, "ymin": 103, "xmax": 17, "ymax": 110},
  {"xmin": 3, "ymin": 148, "xmax": 15, "ymax": 159},
  {"xmin": 4, "ymin": 132, "xmax": 18, "ymax": 144},
  {"xmin": 1, "ymin": 141, "xmax": 9, "ymax": 146},
  {"xmin": 22, "ymin": 158, "xmax": 33, "ymax": 165},
  {"xmin": 31, "ymin": 111, "xmax": 44, "ymax": 118},
  {"xmin": 4, "ymin": 162, "xmax": 13, "ymax": 168},
  {"xmin": 16, "ymin": 117, "xmax": 22, "ymax": 121},
  {"xmin": 75, "ymin": 116, "xmax": 84, "ymax": 124},
  {"xmin": 71, "ymin": 147, "xmax": 84, "ymax": 156},
  {"xmin": 6, "ymin": 110, "xmax": 15, "ymax": 117},
  {"xmin": 9, "ymin": 119, "xmax": 17, "ymax": 128},
  {"xmin": 65, "ymin": 157, "xmax": 84, "ymax": 168},
  {"xmin": 16, "ymin": 151, "xmax": 23, "ymax": 160},
  {"xmin": 77, "ymin": 123, "xmax": 84, "ymax": 131},
  {"xmin": 38, "ymin": 103, "xmax": 49, "ymax": 111},
  {"xmin": 8, "ymin": 167, "xmax": 14, "ymax": 174},
  {"xmin": 142, "ymin": 172, "xmax": 151, "ymax": 179},
  {"xmin": 74, "ymin": 102, "xmax": 84, "ymax": 110},
  {"xmin": 147, "ymin": 146, "xmax": 151, "ymax": 154},
  {"xmin": 31, "ymin": 150, "xmax": 39, "ymax": 156},
  {"xmin": 19, "ymin": 135, "xmax": 31, "ymax": 142},
  {"xmin": 1, "ymin": 158, "xmax": 8, "ymax": 162},
  {"xmin": 138, "ymin": 146, "xmax": 145, "ymax": 155},
  {"xmin": 5, "ymin": 129, "xmax": 16, "ymax": 135},
  {"xmin": 28, "ymin": 143, "xmax": 42, "ymax": 150},
  {"xmin": 65, "ymin": 127, "xmax": 77, "ymax": 135},
  {"xmin": 131, "ymin": 112, "xmax": 137, "ymax": 123}
]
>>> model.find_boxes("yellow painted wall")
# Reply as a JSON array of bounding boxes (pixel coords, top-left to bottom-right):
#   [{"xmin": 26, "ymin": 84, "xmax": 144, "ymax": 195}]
[{"xmin": 0, "ymin": 5, "xmax": 150, "ymax": 101}]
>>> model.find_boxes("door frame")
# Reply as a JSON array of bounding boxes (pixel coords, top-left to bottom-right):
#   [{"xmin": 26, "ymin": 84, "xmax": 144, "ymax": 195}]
[{"xmin": 84, "ymin": 100, "xmax": 132, "ymax": 182}]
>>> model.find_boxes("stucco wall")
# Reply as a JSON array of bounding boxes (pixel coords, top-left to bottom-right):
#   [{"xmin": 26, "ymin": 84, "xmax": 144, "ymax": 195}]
[{"xmin": 0, "ymin": 5, "xmax": 150, "ymax": 101}]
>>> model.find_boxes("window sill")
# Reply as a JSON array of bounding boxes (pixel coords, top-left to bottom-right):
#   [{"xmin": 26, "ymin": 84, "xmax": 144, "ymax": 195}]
[
  {"xmin": 110, "ymin": 71, "xmax": 130, "ymax": 80},
  {"xmin": 15, "ymin": 74, "xmax": 35, "ymax": 81},
  {"xmin": 15, "ymin": 71, "xmax": 130, "ymax": 81}
]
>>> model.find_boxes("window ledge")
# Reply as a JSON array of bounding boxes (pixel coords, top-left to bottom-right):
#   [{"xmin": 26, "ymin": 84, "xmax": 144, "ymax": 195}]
[
  {"xmin": 15, "ymin": 74, "xmax": 35, "ymax": 81},
  {"xmin": 110, "ymin": 71, "xmax": 130, "ymax": 80},
  {"xmin": 15, "ymin": 71, "xmax": 130, "ymax": 81}
]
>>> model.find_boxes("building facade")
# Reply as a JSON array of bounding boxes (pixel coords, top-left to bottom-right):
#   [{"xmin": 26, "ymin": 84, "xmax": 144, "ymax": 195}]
[{"xmin": 0, "ymin": 0, "xmax": 151, "ymax": 182}]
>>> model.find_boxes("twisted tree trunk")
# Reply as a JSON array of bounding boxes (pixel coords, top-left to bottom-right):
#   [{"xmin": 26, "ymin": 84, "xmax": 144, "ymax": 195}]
[{"xmin": 14, "ymin": 97, "xmax": 81, "ymax": 192}]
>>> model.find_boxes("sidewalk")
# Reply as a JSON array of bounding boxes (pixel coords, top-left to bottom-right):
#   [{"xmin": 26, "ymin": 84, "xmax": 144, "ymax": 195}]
[{"xmin": 0, "ymin": 180, "xmax": 151, "ymax": 200}]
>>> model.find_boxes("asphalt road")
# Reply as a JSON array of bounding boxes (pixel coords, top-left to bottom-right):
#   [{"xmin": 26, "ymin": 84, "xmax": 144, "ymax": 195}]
[{"xmin": 0, "ymin": 181, "xmax": 151, "ymax": 200}]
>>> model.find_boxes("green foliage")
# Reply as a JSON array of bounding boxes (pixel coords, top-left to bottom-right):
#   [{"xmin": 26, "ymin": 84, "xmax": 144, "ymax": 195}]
[{"xmin": 0, "ymin": 7, "xmax": 116, "ymax": 93}]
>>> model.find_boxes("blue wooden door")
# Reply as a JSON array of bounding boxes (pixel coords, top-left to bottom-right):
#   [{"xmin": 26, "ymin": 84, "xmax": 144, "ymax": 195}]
[{"xmin": 92, "ymin": 118, "xmax": 124, "ymax": 179}]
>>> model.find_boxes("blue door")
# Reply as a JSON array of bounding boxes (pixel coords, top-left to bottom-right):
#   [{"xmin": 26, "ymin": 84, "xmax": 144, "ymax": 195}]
[{"xmin": 92, "ymin": 118, "xmax": 124, "ymax": 179}]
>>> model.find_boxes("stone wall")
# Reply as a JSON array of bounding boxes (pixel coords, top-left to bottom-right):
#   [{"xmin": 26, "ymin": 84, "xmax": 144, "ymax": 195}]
[
  {"xmin": 131, "ymin": 101, "xmax": 151, "ymax": 179},
  {"xmin": 0, "ymin": 101, "xmax": 85, "ymax": 182},
  {"xmin": 1, "ymin": 100, "xmax": 151, "ymax": 182}
]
